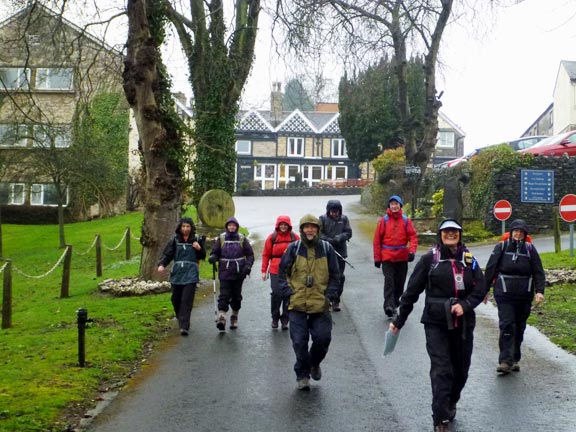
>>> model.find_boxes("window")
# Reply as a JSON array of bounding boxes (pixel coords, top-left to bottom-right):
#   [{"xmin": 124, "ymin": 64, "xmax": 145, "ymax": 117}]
[
  {"xmin": 0, "ymin": 67, "xmax": 30, "ymax": 90},
  {"xmin": 35, "ymin": 68, "xmax": 74, "ymax": 91},
  {"xmin": 327, "ymin": 165, "xmax": 347, "ymax": 180},
  {"xmin": 331, "ymin": 138, "xmax": 347, "ymax": 158},
  {"xmin": 33, "ymin": 125, "xmax": 72, "ymax": 148},
  {"xmin": 31, "ymin": 183, "xmax": 67, "ymax": 206},
  {"xmin": 437, "ymin": 131, "xmax": 455, "ymax": 148},
  {"xmin": 287, "ymin": 137, "xmax": 304, "ymax": 157},
  {"xmin": 235, "ymin": 140, "xmax": 251, "ymax": 155},
  {"xmin": 0, "ymin": 124, "xmax": 29, "ymax": 147},
  {"xmin": 0, "ymin": 183, "xmax": 25, "ymax": 205}
]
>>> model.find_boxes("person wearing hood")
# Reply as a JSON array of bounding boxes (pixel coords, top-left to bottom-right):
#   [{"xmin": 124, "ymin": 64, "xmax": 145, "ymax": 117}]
[
  {"xmin": 389, "ymin": 219, "xmax": 486, "ymax": 432},
  {"xmin": 484, "ymin": 219, "xmax": 545, "ymax": 375},
  {"xmin": 209, "ymin": 217, "xmax": 255, "ymax": 331},
  {"xmin": 262, "ymin": 215, "xmax": 300, "ymax": 330},
  {"xmin": 158, "ymin": 217, "xmax": 206, "ymax": 336},
  {"xmin": 319, "ymin": 200, "xmax": 352, "ymax": 311},
  {"xmin": 373, "ymin": 195, "xmax": 419, "ymax": 318},
  {"xmin": 279, "ymin": 214, "xmax": 340, "ymax": 391}
]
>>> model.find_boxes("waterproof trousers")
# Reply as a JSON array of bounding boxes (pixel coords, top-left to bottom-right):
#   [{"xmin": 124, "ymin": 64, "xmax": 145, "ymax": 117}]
[
  {"xmin": 270, "ymin": 273, "xmax": 289, "ymax": 321},
  {"xmin": 217, "ymin": 279, "xmax": 244, "ymax": 312},
  {"xmin": 335, "ymin": 257, "xmax": 346, "ymax": 303},
  {"xmin": 171, "ymin": 283, "xmax": 197, "ymax": 331},
  {"xmin": 496, "ymin": 301, "xmax": 532, "ymax": 365},
  {"xmin": 289, "ymin": 310, "xmax": 332, "ymax": 380},
  {"xmin": 425, "ymin": 323, "xmax": 474, "ymax": 425},
  {"xmin": 381, "ymin": 261, "xmax": 408, "ymax": 312}
]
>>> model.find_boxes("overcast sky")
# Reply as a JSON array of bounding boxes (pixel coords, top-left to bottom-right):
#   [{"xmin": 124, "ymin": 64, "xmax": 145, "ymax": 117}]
[{"xmin": 232, "ymin": 0, "xmax": 576, "ymax": 154}]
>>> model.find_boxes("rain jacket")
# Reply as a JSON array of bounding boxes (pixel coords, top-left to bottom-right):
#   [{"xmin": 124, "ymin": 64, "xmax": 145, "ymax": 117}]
[
  {"xmin": 393, "ymin": 243, "xmax": 486, "ymax": 330},
  {"xmin": 261, "ymin": 215, "xmax": 300, "ymax": 275},
  {"xmin": 373, "ymin": 208, "xmax": 418, "ymax": 262},
  {"xmin": 319, "ymin": 200, "xmax": 353, "ymax": 257},
  {"xmin": 211, "ymin": 217, "xmax": 255, "ymax": 281},
  {"xmin": 279, "ymin": 214, "xmax": 340, "ymax": 313},
  {"xmin": 158, "ymin": 219, "xmax": 206, "ymax": 285}
]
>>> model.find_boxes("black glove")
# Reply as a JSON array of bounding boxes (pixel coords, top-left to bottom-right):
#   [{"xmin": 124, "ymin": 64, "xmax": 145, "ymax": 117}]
[
  {"xmin": 408, "ymin": 253, "xmax": 415, "ymax": 262},
  {"xmin": 374, "ymin": 261, "xmax": 381, "ymax": 269},
  {"xmin": 208, "ymin": 254, "xmax": 217, "ymax": 264},
  {"xmin": 243, "ymin": 267, "xmax": 252, "ymax": 277}
]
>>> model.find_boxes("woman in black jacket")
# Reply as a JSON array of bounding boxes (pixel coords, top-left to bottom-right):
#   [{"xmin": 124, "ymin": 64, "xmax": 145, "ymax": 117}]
[
  {"xmin": 157, "ymin": 217, "xmax": 206, "ymax": 336},
  {"xmin": 390, "ymin": 219, "xmax": 486, "ymax": 432},
  {"xmin": 484, "ymin": 219, "xmax": 545, "ymax": 374}
]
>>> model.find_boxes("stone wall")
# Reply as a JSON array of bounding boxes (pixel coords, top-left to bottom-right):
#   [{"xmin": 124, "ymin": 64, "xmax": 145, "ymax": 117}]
[{"xmin": 485, "ymin": 156, "xmax": 576, "ymax": 233}]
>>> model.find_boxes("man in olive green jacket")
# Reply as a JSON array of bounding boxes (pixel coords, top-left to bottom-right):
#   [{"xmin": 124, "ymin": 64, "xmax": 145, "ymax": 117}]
[{"xmin": 279, "ymin": 214, "xmax": 340, "ymax": 391}]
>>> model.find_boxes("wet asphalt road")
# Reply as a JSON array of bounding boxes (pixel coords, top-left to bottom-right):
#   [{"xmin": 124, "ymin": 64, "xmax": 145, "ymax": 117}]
[{"xmin": 88, "ymin": 195, "xmax": 576, "ymax": 432}]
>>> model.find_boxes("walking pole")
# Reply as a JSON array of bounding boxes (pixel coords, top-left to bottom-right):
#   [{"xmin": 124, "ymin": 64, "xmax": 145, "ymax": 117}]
[{"xmin": 212, "ymin": 263, "xmax": 218, "ymax": 321}]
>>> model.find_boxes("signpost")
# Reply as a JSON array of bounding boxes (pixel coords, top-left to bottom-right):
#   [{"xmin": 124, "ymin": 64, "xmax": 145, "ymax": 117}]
[
  {"xmin": 559, "ymin": 194, "xmax": 576, "ymax": 257},
  {"xmin": 493, "ymin": 200, "xmax": 512, "ymax": 235}
]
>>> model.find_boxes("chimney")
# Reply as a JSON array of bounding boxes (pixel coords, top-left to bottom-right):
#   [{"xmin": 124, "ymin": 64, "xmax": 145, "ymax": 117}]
[{"xmin": 270, "ymin": 82, "xmax": 283, "ymax": 118}]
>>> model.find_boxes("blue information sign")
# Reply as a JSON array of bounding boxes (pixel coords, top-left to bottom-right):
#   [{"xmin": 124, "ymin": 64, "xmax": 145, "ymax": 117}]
[{"xmin": 521, "ymin": 169, "xmax": 554, "ymax": 203}]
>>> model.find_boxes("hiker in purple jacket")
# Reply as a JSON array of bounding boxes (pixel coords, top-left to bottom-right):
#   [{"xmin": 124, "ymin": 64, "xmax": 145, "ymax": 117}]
[{"xmin": 209, "ymin": 217, "xmax": 254, "ymax": 331}]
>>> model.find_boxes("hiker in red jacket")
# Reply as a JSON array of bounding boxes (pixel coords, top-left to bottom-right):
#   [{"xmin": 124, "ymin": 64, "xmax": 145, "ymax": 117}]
[
  {"xmin": 261, "ymin": 215, "xmax": 300, "ymax": 330},
  {"xmin": 373, "ymin": 195, "xmax": 418, "ymax": 318}
]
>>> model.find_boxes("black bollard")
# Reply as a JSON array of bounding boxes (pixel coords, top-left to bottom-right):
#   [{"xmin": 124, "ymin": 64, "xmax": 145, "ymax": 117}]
[{"xmin": 77, "ymin": 308, "xmax": 89, "ymax": 367}]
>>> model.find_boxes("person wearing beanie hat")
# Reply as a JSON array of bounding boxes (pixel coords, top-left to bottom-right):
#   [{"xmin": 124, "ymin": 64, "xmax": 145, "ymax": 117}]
[
  {"xmin": 157, "ymin": 217, "xmax": 206, "ymax": 336},
  {"xmin": 261, "ymin": 215, "xmax": 300, "ymax": 329},
  {"xmin": 319, "ymin": 200, "xmax": 353, "ymax": 312},
  {"xmin": 484, "ymin": 219, "xmax": 545, "ymax": 375},
  {"xmin": 278, "ymin": 214, "xmax": 340, "ymax": 391},
  {"xmin": 389, "ymin": 218, "xmax": 486, "ymax": 431},
  {"xmin": 373, "ymin": 195, "xmax": 418, "ymax": 318},
  {"xmin": 208, "ymin": 217, "xmax": 255, "ymax": 331}
]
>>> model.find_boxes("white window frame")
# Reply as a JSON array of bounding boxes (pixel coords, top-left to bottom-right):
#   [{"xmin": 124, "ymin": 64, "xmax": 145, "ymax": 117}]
[
  {"xmin": 35, "ymin": 68, "xmax": 74, "ymax": 91},
  {"xmin": 235, "ymin": 140, "xmax": 251, "ymax": 155},
  {"xmin": 30, "ymin": 183, "xmax": 68, "ymax": 207},
  {"xmin": 326, "ymin": 165, "xmax": 348, "ymax": 180},
  {"xmin": 0, "ymin": 67, "xmax": 30, "ymax": 90},
  {"xmin": 33, "ymin": 125, "xmax": 72, "ymax": 148},
  {"xmin": 302, "ymin": 165, "xmax": 323, "ymax": 187},
  {"xmin": 253, "ymin": 163, "xmax": 277, "ymax": 190},
  {"xmin": 0, "ymin": 124, "xmax": 29, "ymax": 147},
  {"xmin": 287, "ymin": 137, "xmax": 304, "ymax": 157},
  {"xmin": 437, "ymin": 131, "xmax": 455, "ymax": 148},
  {"xmin": 331, "ymin": 138, "xmax": 347, "ymax": 158},
  {"xmin": 10, "ymin": 183, "xmax": 25, "ymax": 205}
]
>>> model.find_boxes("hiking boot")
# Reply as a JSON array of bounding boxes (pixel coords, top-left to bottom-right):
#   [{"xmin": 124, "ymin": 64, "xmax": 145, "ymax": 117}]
[
  {"xmin": 497, "ymin": 362, "xmax": 511, "ymax": 374},
  {"xmin": 180, "ymin": 329, "xmax": 189, "ymax": 336},
  {"xmin": 297, "ymin": 378, "xmax": 310, "ymax": 391},
  {"xmin": 281, "ymin": 316, "xmax": 289, "ymax": 330},
  {"xmin": 332, "ymin": 302, "xmax": 341, "ymax": 312},
  {"xmin": 434, "ymin": 420, "xmax": 450, "ymax": 432},
  {"xmin": 448, "ymin": 402, "xmax": 457, "ymax": 421},
  {"xmin": 216, "ymin": 312, "xmax": 226, "ymax": 331},
  {"xmin": 230, "ymin": 312, "xmax": 239, "ymax": 329},
  {"xmin": 310, "ymin": 365, "xmax": 322, "ymax": 381},
  {"xmin": 271, "ymin": 318, "xmax": 279, "ymax": 329},
  {"xmin": 511, "ymin": 362, "xmax": 520, "ymax": 372}
]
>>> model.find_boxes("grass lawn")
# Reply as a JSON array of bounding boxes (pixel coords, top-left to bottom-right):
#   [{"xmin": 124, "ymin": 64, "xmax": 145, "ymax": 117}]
[{"xmin": 0, "ymin": 214, "xmax": 574, "ymax": 431}]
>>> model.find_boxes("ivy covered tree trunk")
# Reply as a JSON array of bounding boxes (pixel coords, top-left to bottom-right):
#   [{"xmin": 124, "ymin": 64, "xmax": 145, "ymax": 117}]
[
  {"xmin": 124, "ymin": 0, "xmax": 186, "ymax": 280},
  {"xmin": 166, "ymin": 0, "xmax": 260, "ymax": 204}
]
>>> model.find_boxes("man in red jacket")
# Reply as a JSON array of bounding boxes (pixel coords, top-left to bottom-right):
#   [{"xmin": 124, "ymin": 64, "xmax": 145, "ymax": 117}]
[{"xmin": 373, "ymin": 195, "xmax": 419, "ymax": 318}]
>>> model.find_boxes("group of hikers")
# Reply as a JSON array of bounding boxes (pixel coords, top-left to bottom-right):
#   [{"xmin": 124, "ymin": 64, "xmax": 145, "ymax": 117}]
[{"xmin": 156, "ymin": 196, "xmax": 546, "ymax": 432}]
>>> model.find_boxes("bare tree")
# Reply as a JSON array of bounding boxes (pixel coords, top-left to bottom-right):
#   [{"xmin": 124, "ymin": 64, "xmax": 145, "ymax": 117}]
[{"xmin": 275, "ymin": 0, "xmax": 454, "ymax": 177}]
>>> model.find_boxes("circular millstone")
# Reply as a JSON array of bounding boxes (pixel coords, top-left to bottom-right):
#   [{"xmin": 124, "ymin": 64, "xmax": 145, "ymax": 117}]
[{"xmin": 197, "ymin": 189, "xmax": 235, "ymax": 228}]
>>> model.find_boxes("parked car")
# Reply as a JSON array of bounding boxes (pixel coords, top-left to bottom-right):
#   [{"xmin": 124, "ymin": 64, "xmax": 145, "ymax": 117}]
[
  {"xmin": 519, "ymin": 131, "xmax": 576, "ymax": 157},
  {"xmin": 507, "ymin": 135, "xmax": 549, "ymax": 151},
  {"xmin": 436, "ymin": 148, "xmax": 483, "ymax": 168}
]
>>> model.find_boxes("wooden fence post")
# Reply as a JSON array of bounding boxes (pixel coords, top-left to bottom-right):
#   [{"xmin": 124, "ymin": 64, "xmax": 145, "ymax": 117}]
[
  {"xmin": 2, "ymin": 260, "xmax": 12, "ymax": 329},
  {"xmin": 125, "ymin": 227, "xmax": 131, "ymax": 261},
  {"xmin": 553, "ymin": 207, "xmax": 561, "ymax": 253},
  {"xmin": 95, "ymin": 235, "xmax": 102, "ymax": 277},
  {"xmin": 61, "ymin": 246, "xmax": 72, "ymax": 298}
]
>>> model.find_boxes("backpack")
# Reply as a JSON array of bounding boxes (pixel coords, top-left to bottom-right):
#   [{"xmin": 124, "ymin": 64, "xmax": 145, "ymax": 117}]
[
  {"xmin": 219, "ymin": 232, "xmax": 245, "ymax": 248},
  {"xmin": 383, "ymin": 213, "xmax": 408, "ymax": 230},
  {"xmin": 271, "ymin": 230, "xmax": 296, "ymax": 246}
]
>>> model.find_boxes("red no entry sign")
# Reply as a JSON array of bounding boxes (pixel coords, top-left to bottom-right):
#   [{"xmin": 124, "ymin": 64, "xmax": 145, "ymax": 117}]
[
  {"xmin": 559, "ymin": 194, "xmax": 576, "ymax": 223},
  {"xmin": 493, "ymin": 200, "xmax": 512, "ymax": 221}
]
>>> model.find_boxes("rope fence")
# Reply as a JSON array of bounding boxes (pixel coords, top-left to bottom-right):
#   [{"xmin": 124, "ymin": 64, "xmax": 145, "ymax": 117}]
[{"xmin": 1, "ymin": 226, "xmax": 138, "ymax": 329}]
